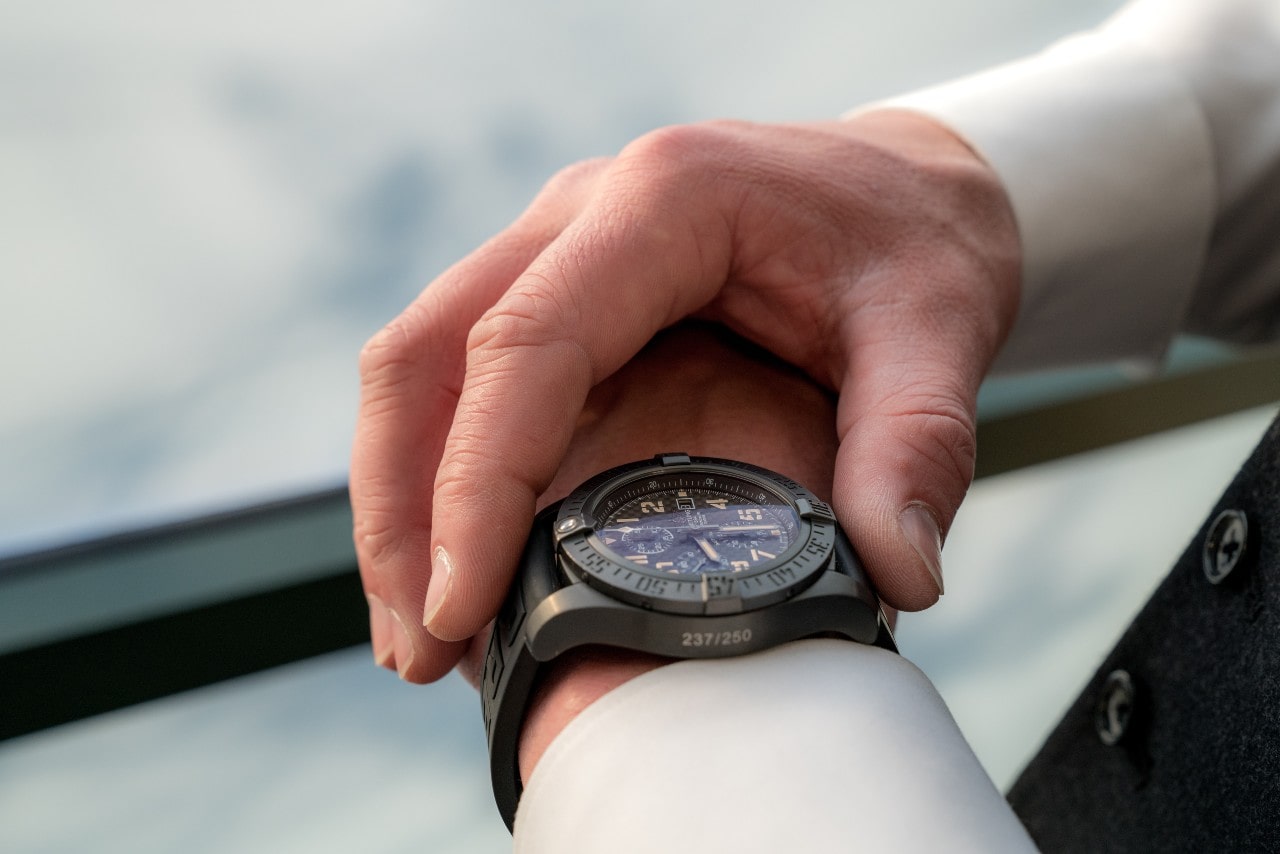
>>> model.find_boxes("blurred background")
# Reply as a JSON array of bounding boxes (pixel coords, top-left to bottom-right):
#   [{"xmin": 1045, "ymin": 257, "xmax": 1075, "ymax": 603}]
[{"xmin": 3, "ymin": 0, "xmax": 1277, "ymax": 851}]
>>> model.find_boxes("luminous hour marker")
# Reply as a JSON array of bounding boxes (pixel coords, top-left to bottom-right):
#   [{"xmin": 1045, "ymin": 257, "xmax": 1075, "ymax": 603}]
[
  {"xmin": 614, "ymin": 517, "xmax": 640, "ymax": 523},
  {"xmin": 656, "ymin": 561, "xmax": 673, "ymax": 569},
  {"xmin": 625, "ymin": 555, "xmax": 649, "ymax": 564},
  {"xmin": 751, "ymin": 550, "xmax": 776, "ymax": 561}
]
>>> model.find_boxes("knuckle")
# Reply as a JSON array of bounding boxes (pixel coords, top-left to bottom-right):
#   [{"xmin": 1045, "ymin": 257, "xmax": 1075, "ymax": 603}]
[
  {"xmin": 887, "ymin": 396, "xmax": 978, "ymax": 496},
  {"xmin": 352, "ymin": 502, "xmax": 405, "ymax": 570},
  {"xmin": 359, "ymin": 311, "xmax": 428, "ymax": 389},
  {"xmin": 451, "ymin": 367, "xmax": 518, "ymax": 437},
  {"xmin": 542, "ymin": 157, "xmax": 612, "ymax": 199},
  {"xmin": 619, "ymin": 121, "xmax": 739, "ymax": 168},
  {"xmin": 620, "ymin": 124, "xmax": 701, "ymax": 165},
  {"xmin": 457, "ymin": 309, "xmax": 591, "ymax": 445},
  {"xmin": 358, "ymin": 300, "xmax": 466, "ymax": 413},
  {"xmin": 433, "ymin": 442, "xmax": 490, "ymax": 501},
  {"xmin": 434, "ymin": 441, "xmax": 538, "ymax": 520},
  {"xmin": 611, "ymin": 122, "xmax": 741, "ymax": 198},
  {"xmin": 358, "ymin": 321, "xmax": 408, "ymax": 379},
  {"xmin": 515, "ymin": 158, "xmax": 613, "ymax": 234},
  {"xmin": 466, "ymin": 276, "xmax": 581, "ymax": 358}
]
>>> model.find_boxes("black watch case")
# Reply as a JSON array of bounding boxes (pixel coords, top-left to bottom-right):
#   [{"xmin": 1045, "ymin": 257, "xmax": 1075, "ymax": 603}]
[{"xmin": 481, "ymin": 453, "xmax": 894, "ymax": 830}]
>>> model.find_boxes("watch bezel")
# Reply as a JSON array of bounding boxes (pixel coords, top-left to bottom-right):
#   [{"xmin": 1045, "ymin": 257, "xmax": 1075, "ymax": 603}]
[{"xmin": 553, "ymin": 454, "xmax": 838, "ymax": 616}]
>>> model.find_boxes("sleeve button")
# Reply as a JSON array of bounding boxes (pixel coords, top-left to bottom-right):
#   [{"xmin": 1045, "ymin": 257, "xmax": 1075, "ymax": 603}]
[
  {"xmin": 1203, "ymin": 509, "xmax": 1249, "ymax": 585},
  {"xmin": 1095, "ymin": 669, "xmax": 1137, "ymax": 746}
]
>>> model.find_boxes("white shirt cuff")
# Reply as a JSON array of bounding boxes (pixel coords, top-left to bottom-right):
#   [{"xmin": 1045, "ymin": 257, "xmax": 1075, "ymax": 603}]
[
  {"xmin": 862, "ymin": 21, "xmax": 1215, "ymax": 372},
  {"xmin": 514, "ymin": 640, "xmax": 1036, "ymax": 853}
]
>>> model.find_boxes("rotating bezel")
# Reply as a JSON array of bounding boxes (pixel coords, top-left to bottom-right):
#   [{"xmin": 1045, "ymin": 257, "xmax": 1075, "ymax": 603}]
[{"xmin": 553, "ymin": 454, "xmax": 838, "ymax": 616}]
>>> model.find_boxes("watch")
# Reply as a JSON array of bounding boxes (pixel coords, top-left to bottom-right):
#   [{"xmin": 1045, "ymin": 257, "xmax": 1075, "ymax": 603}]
[{"xmin": 480, "ymin": 452, "xmax": 896, "ymax": 830}]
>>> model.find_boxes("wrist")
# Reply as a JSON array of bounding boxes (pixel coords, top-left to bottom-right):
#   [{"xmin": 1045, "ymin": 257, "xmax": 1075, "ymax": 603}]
[
  {"xmin": 518, "ymin": 647, "xmax": 668, "ymax": 784},
  {"xmin": 834, "ymin": 107, "xmax": 1022, "ymax": 341},
  {"xmin": 507, "ymin": 322, "xmax": 841, "ymax": 789}
]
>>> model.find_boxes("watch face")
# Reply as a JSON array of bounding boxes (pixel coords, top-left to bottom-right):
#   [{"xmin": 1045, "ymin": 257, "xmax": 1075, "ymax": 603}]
[
  {"xmin": 555, "ymin": 455, "xmax": 838, "ymax": 615},
  {"xmin": 594, "ymin": 477, "xmax": 800, "ymax": 575}
]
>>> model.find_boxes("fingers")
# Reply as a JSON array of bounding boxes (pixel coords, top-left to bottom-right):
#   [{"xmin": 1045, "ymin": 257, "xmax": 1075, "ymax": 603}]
[
  {"xmin": 352, "ymin": 160, "xmax": 608, "ymax": 681},
  {"xmin": 830, "ymin": 255, "xmax": 1012, "ymax": 612},
  {"xmin": 356, "ymin": 114, "xmax": 1023, "ymax": 680},
  {"xmin": 507, "ymin": 322, "xmax": 838, "ymax": 783},
  {"xmin": 806, "ymin": 111, "xmax": 1022, "ymax": 611},
  {"xmin": 422, "ymin": 140, "xmax": 736, "ymax": 643}
]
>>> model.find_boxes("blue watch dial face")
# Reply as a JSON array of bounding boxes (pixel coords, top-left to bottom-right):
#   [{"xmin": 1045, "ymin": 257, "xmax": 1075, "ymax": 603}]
[{"xmin": 595, "ymin": 475, "xmax": 800, "ymax": 575}]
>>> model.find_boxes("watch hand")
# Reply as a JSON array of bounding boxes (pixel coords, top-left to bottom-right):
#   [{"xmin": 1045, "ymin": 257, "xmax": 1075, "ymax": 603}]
[
  {"xmin": 693, "ymin": 535, "xmax": 722, "ymax": 562},
  {"xmin": 606, "ymin": 525, "xmax": 669, "ymax": 537},
  {"xmin": 681, "ymin": 553, "xmax": 708, "ymax": 573}
]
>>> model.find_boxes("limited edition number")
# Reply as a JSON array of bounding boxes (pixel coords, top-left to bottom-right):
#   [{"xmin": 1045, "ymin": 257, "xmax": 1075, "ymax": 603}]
[{"xmin": 681, "ymin": 629, "xmax": 753, "ymax": 647}]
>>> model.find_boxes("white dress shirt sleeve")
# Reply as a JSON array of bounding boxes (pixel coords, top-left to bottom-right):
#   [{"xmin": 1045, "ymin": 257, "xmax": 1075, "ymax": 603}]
[
  {"xmin": 872, "ymin": 0, "xmax": 1280, "ymax": 372},
  {"xmin": 514, "ymin": 640, "xmax": 1036, "ymax": 853}
]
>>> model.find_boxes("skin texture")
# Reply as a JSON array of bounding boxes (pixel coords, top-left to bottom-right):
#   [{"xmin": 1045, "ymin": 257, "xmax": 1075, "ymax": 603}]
[
  {"xmin": 501, "ymin": 323, "xmax": 844, "ymax": 781},
  {"xmin": 351, "ymin": 109, "xmax": 1020, "ymax": 689}
]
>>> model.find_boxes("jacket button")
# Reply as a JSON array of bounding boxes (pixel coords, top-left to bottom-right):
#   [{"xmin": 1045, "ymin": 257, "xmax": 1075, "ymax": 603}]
[
  {"xmin": 1203, "ymin": 509, "xmax": 1249, "ymax": 584},
  {"xmin": 1095, "ymin": 670, "xmax": 1136, "ymax": 746}
]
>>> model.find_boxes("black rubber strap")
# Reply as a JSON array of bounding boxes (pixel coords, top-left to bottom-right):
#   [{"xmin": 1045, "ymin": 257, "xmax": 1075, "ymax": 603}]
[
  {"xmin": 480, "ymin": 502, "xmax": 896, "ymax": 831},
  {"xmin": 482, "ymin": 504, "xmax": 563, "ymax": 831}
]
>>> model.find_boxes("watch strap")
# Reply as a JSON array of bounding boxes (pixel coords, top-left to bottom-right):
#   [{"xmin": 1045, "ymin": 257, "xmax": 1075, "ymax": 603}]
[
  {"xmin": 482, "ymin": 503, "xmax": 564, "ymax": 831},
  {"xmin": 481, "ymin": 498, "xmax": 896, "ymax": 831}
]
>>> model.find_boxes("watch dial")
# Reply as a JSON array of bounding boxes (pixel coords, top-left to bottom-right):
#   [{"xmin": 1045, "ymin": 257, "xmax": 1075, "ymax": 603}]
[{"xmin": 595, "ymin": 474, "xmax": 800, "ymax": 575}]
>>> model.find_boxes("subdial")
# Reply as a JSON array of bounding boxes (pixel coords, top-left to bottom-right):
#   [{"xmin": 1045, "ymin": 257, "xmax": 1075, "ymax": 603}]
[
  {"xmin": 671, "ymin": 549, "xmax": 711, "ymax": 574},
  {"xmin": 710, "ymin": 530, "xmax": 765, "ymax": 550},
  {"xmin": 710, "ymin": 525, "xmax": 784, "ymax": 553},
  {"xmin": 618, "ymin": 525, "xmax": 675, "ymax": 555}
]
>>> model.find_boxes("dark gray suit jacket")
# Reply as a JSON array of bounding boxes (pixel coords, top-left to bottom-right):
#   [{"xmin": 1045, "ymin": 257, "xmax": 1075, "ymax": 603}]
[{"xmin": 1009, "ymin": 412, "xmax": 1280, "ymax": 851}]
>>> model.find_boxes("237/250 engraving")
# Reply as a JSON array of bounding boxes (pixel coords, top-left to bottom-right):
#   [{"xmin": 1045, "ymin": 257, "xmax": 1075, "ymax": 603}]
[{"xmin": 681, "ymin": 629, "xmax": 753, "ymax": 647}]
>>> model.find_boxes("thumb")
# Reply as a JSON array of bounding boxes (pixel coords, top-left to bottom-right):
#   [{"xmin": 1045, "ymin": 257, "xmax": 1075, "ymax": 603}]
[{"xmin": 832, "ymin": 305, "xmax": 995, "ymax": 612}]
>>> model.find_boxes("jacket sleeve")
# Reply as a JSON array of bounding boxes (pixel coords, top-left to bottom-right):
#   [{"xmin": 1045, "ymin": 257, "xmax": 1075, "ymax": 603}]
[{"xmin": 873, "ymin": 0, "xmax": 1280, "ymax": 372}]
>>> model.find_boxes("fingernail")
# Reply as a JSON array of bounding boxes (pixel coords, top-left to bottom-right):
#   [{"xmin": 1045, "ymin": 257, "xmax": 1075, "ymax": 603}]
[
  {"xmin": 389, "ymin": 608, "xmax": 415, "ymax": 679},
  {"xmin": 899, "ymin": 503, "xmax": 945, "ymax": 596},
  {"xmin": 367, "ymin": 594, "xmax": 396, "ymax": 670},
  {"xmin": 423, "ymin": 546, "xmax": 453, "ymax": 632}
]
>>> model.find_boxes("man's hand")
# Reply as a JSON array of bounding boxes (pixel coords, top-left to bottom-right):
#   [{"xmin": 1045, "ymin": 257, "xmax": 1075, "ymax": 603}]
[
  {"xmin": 352, "ymin": 110, "xmax": 1020, "ymax": 682},
  {"xmin": 454, "ymin": 322, "xmax": 844, "ymax": 782}
]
